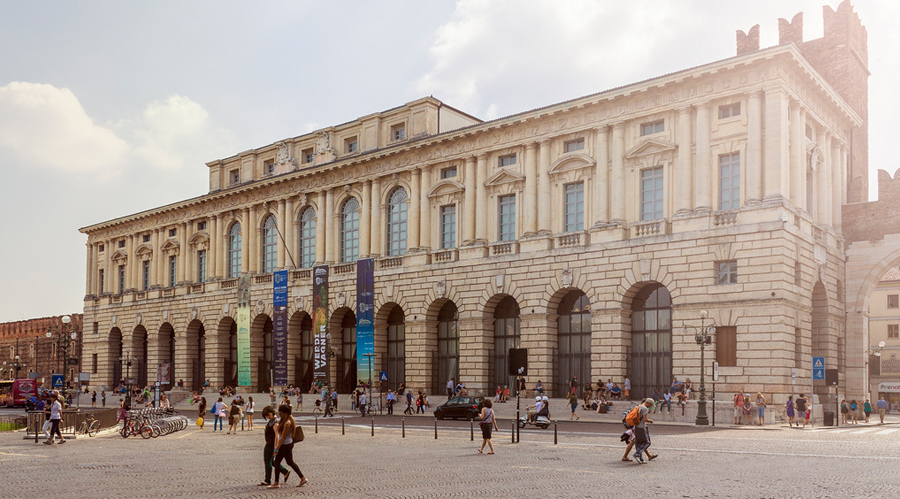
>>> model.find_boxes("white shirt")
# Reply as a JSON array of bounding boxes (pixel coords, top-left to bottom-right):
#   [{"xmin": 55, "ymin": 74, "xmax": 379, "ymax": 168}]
[
  {"xmin": 50, "ymin": 400, "xmax": 62, "ymax": 420},
  {"xmin": 359, "ymin": 394, "xmax": 367, "ymax": 405},
  {"xmin": 624, "ymin": 378, "xmax": 631, "ymax": 390},
  {"xmin": 447, "ymin": 380, "xmax": 453, "ymax": 390}
]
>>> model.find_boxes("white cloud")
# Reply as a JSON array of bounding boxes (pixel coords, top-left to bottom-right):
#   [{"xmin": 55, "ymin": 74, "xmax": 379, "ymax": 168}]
[{"xmin": 0, "ymin": 82, "xmax": 130, "ymax": 178}]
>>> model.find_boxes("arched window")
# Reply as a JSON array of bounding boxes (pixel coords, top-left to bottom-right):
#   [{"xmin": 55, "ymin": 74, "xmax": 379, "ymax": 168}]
[
  {"xmin": 228, "ymin": 223, "xmax": 242, "ymax": 278},
  {"xmin": 387, "ymin": 306, "xmax": 405, "ymax": 387},
  {"xmin": 493, "ymin": 296, "xmax": 521, "ymax": 391},
  {"xmin": 386, "ymin": 188, "xmax": 408, "ymax": 256},
  {"xmin": 339, "ymin": 312, "xmax": 357, "ymax": 393},
  {"xmin": 557, "ymin": 291, "xmax": 592, "ymax": 396},
  {"xmin": 435, "ymin": 301, "xmax": 459, "ymax": 394},
  {"xmin": 262, "ymin": 216, "xmax": 277, "ymax": 273},
  {"xmin": 631, "ymin": 283, "xmax": 672, "ymax": 400},
  {"xmin": 299, "ymin": 208, "xmax": 316, "ymax": 268},
  {"xmin": 341, "ymin": 198, "xmax": 360, "ymax": 262}
]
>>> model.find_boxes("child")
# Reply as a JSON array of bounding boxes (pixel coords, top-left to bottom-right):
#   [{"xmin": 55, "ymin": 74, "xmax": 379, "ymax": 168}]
[{"xmin": 259, "ymin": 406, "xmax": 290, "ymax": 487}]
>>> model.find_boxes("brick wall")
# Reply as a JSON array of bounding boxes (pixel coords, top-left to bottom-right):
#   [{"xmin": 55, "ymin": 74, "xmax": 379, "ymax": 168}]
[
  {"xmin": 843, "ymin": 169, "xmax": 900, "ymax": 243},
  {"xmin": 0, "ymin": 314, "xmax": 84, "ymax": 382}
]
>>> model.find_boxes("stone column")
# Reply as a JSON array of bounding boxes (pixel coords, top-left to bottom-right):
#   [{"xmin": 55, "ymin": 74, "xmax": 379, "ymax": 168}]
[
  {"xmin": 183, "ymin": 222, "xmax": 192, "ymax": 283},
  {"xmin": 125, "ymin": 236, "xmax": 134, "ymax": 291},
  {"xmin": 463, "ymin": 157, "xmax": 476, "ymax": 244},
  {"xmin": 420, "ymin": 165, "xmax": 432, "ymax": 250},
  {"xmin": 409, "ymin": 168, "xmax": 421, "ymax": 250},
  {"xmin": 105, "ymin": 239, "xmax": 113, "ymax": 293},
  {"xmin": 594, "ymin": 127, "xmax": 609, "ymax": 225},
  {"xmin": 763, "ymin": 85, "xmax": 789, "ymax": 202},
  {"xmin": 284, "ymin": 198, "xmax": 295, "ymax": 268},
  {"xmin": 610, "ymin": 124, "xmax": 625, "ymax": 223},
  {"xmin": 746, "ymin": 91, "xmax": 764, "ymax": 205},
  {"xmin": 85, "ymin": 243, "xmax": 94, "ymax": 295},
  {"xmin": 209, "ymin": 216, "xmax": 218, "ymax": 279},
  {"xmin": 520, "ymin": 313, "xmax": 554, "ymax": 395},
  {"xmin": 833, "ymin": 144, "xmax": 844, "ymax": 230},
  {"xmin": 241, "ymin": 208, "xmax": 250, "ymax": 273},
  {"xmin": 316, "ymin": 191, "xmax": 327, "ymax": 264},
  {"xmin": 277, "ymin": 199, "xmax": 286, "ymax": 268},
  {"xmin": 475, "ymin": 154, "xmax": 488, "ymax": 242},
  {"xmin": 538, "ymin": 141, "xmax": 551, "ymax": 233},
  {"xmin": 524, "ymin": 142, "xmax": 538, "ymax": 234},
  {"xmin": 694, "ymin": 102, "xmax": 711, "ymax": 211},
  {"xmin": 360, "ymin": 181, "xmax": 371, "ymax": 257},
  {"xmin": 817, "ymin": 133, "xmax": 832, "ymax": 226},
  {"xmin": 370, "ymin": 179, "xmax": 382, "ymax": 256},
  {"xmin": 324, "ymin": 189, "xmax": 335, "ymax": 263},
  {"xmin": 150, "ymin": 231, "xmax": 160, "ymax": 287},
  {"xmin": 459, "ymin": 317, "xmax": 492, "ymax": 394},
  {"xmin": 676, "ymin": 106, "xmax": 693, "ymax": 214},
  {"xmin": 248, "ymin": 204, "xmax": 258, "ymax": 273},
  {"xmin": 789, "ymin": 102, "xmax": 804, "ymax": 208}
]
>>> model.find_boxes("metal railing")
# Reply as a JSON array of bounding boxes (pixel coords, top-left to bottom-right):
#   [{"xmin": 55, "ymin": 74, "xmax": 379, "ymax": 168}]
[{"xmin": 25, "ymin": 408, "xmax": 120, "ymax": 439}]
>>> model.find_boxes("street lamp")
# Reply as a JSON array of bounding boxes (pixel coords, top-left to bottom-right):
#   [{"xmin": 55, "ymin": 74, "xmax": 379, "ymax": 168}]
[
  {"xmin": 683, "ymin": 310, "xmax": 716, "ymax": 426},
  {"xmin": 120, "ymin": 349, "xmax": 134, "ymax": 408},
  {"xmin": 46, "ymin": 315, "xmax": 79, "ymax": 398}
]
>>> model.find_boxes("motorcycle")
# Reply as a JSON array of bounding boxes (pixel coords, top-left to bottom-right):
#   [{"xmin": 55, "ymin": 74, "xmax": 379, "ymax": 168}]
[{"xmin": 518, "ymin": 408, "xmax": 551, "ymax": 429}]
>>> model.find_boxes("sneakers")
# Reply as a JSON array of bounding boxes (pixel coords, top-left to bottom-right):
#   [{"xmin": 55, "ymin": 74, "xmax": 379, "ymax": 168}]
[
  {"xmin": 633, "ymin": 453, "xmax": 645, "ymax": 464},
  {"xmin": 58, "ymin": 439, "xmax": 66, "ymax": 444}
]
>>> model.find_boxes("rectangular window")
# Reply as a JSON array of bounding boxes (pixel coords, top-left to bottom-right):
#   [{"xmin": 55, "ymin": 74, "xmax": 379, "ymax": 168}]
[
  {"xmin": 719, "ymin": 152, "xmax": 740, "ymax": 211},
  {"xmin": 302, "ymin": 148, "xmax": 314, "ymax": 164},
  {"xmin": 230, "ymin": 169, "xmax": 240, "ymax": 184},
  {"xmin": 142, "ymin": 260, "xmax": 150, "ymax": 291},
  {"xmin": 441, "ymin": 166, "xmax": 458, "ymax": 179},
  {"xmin": 564, "ymin": 182, "xmax": 584, "ymax": 232},
  {"xmin": 118, "ymin": 265, "xmax": 125, "ymax": 294},
  {"xmin": 391, "ymin": 124, "xmax": 406, "ymax": 141},
  {"xmin": 169, "ymin": 255, "xmax": 177, "ymax": 287},
  {"xmin": 169, "ymin": 228, "xmax": 177, "ymax": 237},
  {"xmin": 99, "ymin": 269, "xmax": 105, "ymax": 294},
  {"xmin": 93, "ymin": 322, "xmax": 99, "ymax": 335},
  {"xmin": 99, "ymin": 244, "xmax": 105, "ymax": 252},
  {"xmin": 805, "ymin": 124, "xmax": 813, "ymax": 140},
  {"xmin": 564, "ymin": 139, "xmax": 585, "ymax": 153},
  {"xmin": 890, "ymin": 324, "xmax": 900, "ymax": 339},
  {"xmin": 440, "ymin": 205, "xmax": 456, "ymax": 249},
  {"xmin": 889, "ymin": 295, "xmax": 899, "ymax": 308},
  {"xmin": 118, "ymin": 240, "xmax": 125, "ymax": 248},
  {"xmin": 498, "ymin": 154, "xmax": 517, "ymax": 167},
  {"xmin": 640, "ymin": 120, "xmax": 664, "ymax": 136},
  {"xmin": 143, "ymin": 234, "xmax": 150, "ymax": 243},
  {"xmin": 498, "ymin": 195, "xmax": 516, "ymax": 241},
  {"xmin": 716, "ymin": 326, "xmax": 737, "ymax": 367},
  {"xmin": 264, "ymin": 159, "xmax": 275, "ymax": 175},
  {"xmin": 92, "ymin": 353, "xmax": 98, "ymax": 374},
  {"xmin": 718, "ymin": 102, "xmax": 741, "ymax": 119},
  {"xmin": 197, "ymin": 221, "xmax": 207, "ymax": 231},
  {"xmin": 716, "ymin": 261, "xmax": 738, "ymax": 285},
  {"xmin": 345, "ymin": 137, "xmax": 358, "ymax": 154},
  {"xmin": 640, "ymin": 167, "xmax": 664, "ymax": 221},
  {"xmin": 197, "ymin": 250, "xmax": 207, "ymax": 283}
]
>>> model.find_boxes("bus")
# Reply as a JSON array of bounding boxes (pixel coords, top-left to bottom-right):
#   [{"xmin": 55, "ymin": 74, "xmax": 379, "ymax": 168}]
[{"xmin": 0, "ymin": 379, "xmax": 38, "ymax": 408}]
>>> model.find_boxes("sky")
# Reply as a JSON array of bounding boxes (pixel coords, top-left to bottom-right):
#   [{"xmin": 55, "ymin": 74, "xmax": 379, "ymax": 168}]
[{"xmin": 0, "ymin": 1, "xmax": 897, "ymax": 323}]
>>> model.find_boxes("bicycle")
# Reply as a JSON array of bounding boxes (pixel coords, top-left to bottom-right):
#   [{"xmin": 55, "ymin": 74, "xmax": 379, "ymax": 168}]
[
  {"xmin": 312, "ymin": 403, "xmax": 338, "ymax": 417},
  {"xmin": 77, "ymin": 414, "xmax": 101, "ymax": 437}
]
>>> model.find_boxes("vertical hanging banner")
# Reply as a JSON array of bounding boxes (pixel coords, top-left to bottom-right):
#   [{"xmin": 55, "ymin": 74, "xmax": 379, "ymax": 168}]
[
  {"xmin": 273, "ymin": 270, "xmax": 289, "ymax": 386},
  {"xmin": 357, "ymin": 258, "xmax": 375, "ymax": 385},
  {"xmin": 313, "ymin": 265, "xmax": 329, "ymax": 386},
  {"xmin": 237, "ymin": 275, "xmax": 252, "ymax": 387}
]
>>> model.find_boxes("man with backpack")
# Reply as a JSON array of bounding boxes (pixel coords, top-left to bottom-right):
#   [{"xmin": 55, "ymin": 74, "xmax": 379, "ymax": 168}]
[{"xmin": 627, "ymin": 398, "xmax": 656, "ymax": 463}]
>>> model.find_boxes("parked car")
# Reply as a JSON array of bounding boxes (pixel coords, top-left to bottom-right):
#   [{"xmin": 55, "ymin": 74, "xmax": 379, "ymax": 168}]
[{"xmin": 433, "ymin": 396, "xmax": 485, "ymax": 421}]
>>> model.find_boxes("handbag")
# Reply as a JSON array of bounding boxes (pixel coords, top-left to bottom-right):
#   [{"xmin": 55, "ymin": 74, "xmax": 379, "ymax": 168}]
[{"xmin": 293, "ymin": 423, "xmax": 305, "ymax": 442}]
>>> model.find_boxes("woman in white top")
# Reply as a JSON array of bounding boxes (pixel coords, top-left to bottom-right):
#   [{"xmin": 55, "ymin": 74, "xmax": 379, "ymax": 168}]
[
  {"xmin": 246, "ymin": 396, "xmax": 255, "ymax": 431},
  {"xmin": 477, "ymin": 399, "xmax": 499, "ymax": 454}
]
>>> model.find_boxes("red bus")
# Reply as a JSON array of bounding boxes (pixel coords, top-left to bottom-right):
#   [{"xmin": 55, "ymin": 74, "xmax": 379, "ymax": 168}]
[{"xmin": 0, "ymin": 379, "xmax": 38, "ymax": 407}]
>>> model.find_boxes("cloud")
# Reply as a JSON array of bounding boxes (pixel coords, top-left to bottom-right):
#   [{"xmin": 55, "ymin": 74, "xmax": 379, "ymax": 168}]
[{"xmin": 0, "ymin": 81, "xmax": 130, "ymax": 178}]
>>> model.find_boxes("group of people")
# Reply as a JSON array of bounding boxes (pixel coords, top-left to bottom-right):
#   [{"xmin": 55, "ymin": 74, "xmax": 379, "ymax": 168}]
[
  {"xmin": 196, "ymin": 395, "xmax": 255, "ymax": 432},
  {"xmin": 733, "ymin": 390, "xmax": 768, "ymax": 425}
]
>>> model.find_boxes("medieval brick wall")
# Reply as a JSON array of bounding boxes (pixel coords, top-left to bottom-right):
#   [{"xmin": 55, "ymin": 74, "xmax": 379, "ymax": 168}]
[{"xmin": 0, "ymin": 314, "xmax": 84, "ymax": 383}]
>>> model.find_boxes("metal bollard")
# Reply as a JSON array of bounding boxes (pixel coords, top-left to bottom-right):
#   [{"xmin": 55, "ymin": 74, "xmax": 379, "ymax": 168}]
[
  {"xmin": 342, "ymin": 416, "xmax": 345, "ymax": 435},
  {"xmin": 553, "ymin": 420, "xmax": 558, "ymax": 445},
  {"xmin": 511, "ymin": 419, "xmax": 515, "ymax": 443},
  {"xmin": 402, "ymin": 417, "xmax": 405, "ymax": 438},
  {"xmin": 371, "ymin": 416, "xmax": 375, "ymax": 436},
  {"xmin": 314, "ymin": 415, "xmax": 318, "ymax": 434},
  {"xmin": 241, "ymin": 415, "xmax": 244, "ymax": 432},
  {"xmin": 434, "ymin": 419, "xmax": 438, "ymax": 439},
  {"xmin": 470, "ymin": 419, "xmax": 474, "ymax": 441}
]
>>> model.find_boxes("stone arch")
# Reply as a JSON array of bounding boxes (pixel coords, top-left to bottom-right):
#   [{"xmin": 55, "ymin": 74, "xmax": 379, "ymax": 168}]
[
  {"xmin": 553, "ymin": 288, "xmax": 593, "ymax": 397},
  {"xmin": 375, "ymin": 302, "xmax": 405, "ymax": 390},
  {"xmin": 218, "ymin": 317, "xmax": 238, "ymax": 387},
  {"xmin": 487, "ymin": 294, "xmax": 521, "ymax": 394},
  {"xmin": 250, "ymin": 313, "xmax": 273, "ymax": 391},
  {"xmin": 378, "ymin": 178, "xmax": 412, "ymax": 207},
  {"xmin": 108, "ymin": 327, "xmax": 123, "ymax": 386},
  {"xmin": 628, "ymin": 281, "xmax": 673, "ymax": 400},
  {"xmin": 156, "ymin": 322, "xmax": 176, "ymax": 389},
  {"xmin": 431, "ymin": 299, "xmax": 460, "ymax": 394},
  {"xmin": 328, "ymin": 306, "xmax": 356, "ymax": 392},
  {"xmin": 131, "ymin": 325, "xmax": 149, "ymax": 388},
  {"xmin": 288, "ymin": 310, "xmax": 313, "ymax": 388},
  {"xmin": 185, "ymin": 319, "xmax": 206, "ymax": 391}
]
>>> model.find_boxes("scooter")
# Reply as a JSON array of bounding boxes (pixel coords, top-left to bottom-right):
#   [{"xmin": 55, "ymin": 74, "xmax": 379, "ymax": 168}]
[{"xmin": 518, "ymin": 409, "xmax": 551, "ymax": 429}]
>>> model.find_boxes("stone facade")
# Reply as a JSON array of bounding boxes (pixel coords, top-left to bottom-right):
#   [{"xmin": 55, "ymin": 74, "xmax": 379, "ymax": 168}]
[
  {"xmin": 81, "ymin": 5, "xmax": 866, "ymax": 413},
  {"xmin": 0, "ymin": 315, "xmax": 84, "ymax": 386}
]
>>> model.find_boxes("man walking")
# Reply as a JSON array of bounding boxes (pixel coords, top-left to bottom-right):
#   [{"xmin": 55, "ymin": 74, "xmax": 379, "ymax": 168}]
[
  {"xmin": 386, "ymin": 389, "xmax": 395, "ymax": 415},
  {"xmin": 633, "ymin": 398, "xmax": 655, "ymax": 463},
  {"xmin": 44, "ymin": 393, "xmax": 66, "ymax": 445},
  {"xmin": 358, "ymin": 391, "xmax": 367, "ymax": 416},
  {"xmin": 876, "ymin": 396, "xmax": 889, "ymax": 424},
  {"xmin": 331, "ymin": 389, "xmax": 338, "ymax": 410}
]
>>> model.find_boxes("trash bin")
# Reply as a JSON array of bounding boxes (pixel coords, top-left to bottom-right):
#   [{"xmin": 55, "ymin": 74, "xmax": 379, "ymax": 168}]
[{"xmin": 824, "ymin": 411, "xmax": 835, "ymax": 426}]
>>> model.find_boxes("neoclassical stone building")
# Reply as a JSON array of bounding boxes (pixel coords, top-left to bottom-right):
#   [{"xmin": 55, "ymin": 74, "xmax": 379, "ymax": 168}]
[{"xmin": 81, "ymin": 3, "xmax": 869, "ymax": 408}]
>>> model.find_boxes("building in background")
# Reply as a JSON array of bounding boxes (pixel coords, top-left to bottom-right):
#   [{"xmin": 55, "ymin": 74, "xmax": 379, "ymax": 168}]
[{"xmin": 0, "ymin": 315, "xmax": 84, "ymax": 387}]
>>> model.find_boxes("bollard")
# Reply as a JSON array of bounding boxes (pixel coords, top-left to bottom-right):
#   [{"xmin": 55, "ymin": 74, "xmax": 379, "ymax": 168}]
[
  {"xmin": 315, "ymin": 415, "xmax": 318, "ymax": 434},
  {"xmin": 241, "ymin": 415, "xmax": 244, "ymax": 432},
  {"xmin": 402, "ymin": 417, "xmax": 405, "ymax": 438},
  {"xmin": 371, "ymin": 416, "xmax": 374, "ymax": 437},
  {"xmin": 434, "ymin": 419, "xmax": 438, "ymax": 440},
  {"xmin": 470, "ymin": 419, "xmax": 474, "ymax": 441},
  {"xmin": 553, "ymin": 420, "xmax": 558, "ymax": 445},
  {"xmin": 34, "ymin": 413, "xmax": 39, "ymax": 443},
  {"xmin": 342, "ymin": 416, "xmax": 345, "ymax": 435},
  {"xmin": 511, "ymin": 419, "xmax": 515, "ymax": 443}
]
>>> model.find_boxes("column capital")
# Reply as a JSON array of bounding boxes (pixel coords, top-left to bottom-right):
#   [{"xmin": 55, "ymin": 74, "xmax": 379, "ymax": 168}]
[
  {"xmin": 538, "ymin": 139, "xmax": 551, "ymax": 147},
  {"xmin": 595, "ymin": 124, "xmax": 610, "ymax": 133},
  {"xmin": 692, "ymin": 101, "xmax": 711, "ymax": 111},
  {"xmin": 745, "ymin": 89, "xmax": 764, "ymax": 99},
  {"xmin": 610, "ymin": 121, "xmax": 626, "ymax": 131},
  {"xmin": 526, "ymin": 142, "xmax": 538, "ymax": 151},
  {"xmin": 677, "ymin": 106, "xmax": 693, "ymax": 116},
  {"xmin": 476, "ymin": 153, "xmax": 488, "ymax": 161}
]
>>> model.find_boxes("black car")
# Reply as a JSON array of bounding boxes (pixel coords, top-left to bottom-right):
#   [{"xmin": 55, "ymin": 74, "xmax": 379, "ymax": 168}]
[{"xmin": 434, "ymin": 396, "xmax": 485, "ymax": 421}]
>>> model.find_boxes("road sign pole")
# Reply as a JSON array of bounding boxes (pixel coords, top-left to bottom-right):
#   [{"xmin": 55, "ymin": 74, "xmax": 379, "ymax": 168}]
[{"xmin": 811, "ymin": 357, "xmax": 815, "ymax": 428}]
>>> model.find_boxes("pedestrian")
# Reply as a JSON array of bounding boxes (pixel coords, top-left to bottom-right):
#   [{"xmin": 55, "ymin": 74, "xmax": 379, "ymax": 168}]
[
  {"xmin": 517, "ymin": 376, "xmax": 526, "ymax": 396},
  {"xmin": 662, "ymin": 391, "xmax": 672, "ymax": 414},
  {"xmin": 567, "ymin": 390, "xmax": 580, "ymax": 420},
  {"xmin": 417, "ymin": 392, "xmax": 426, "ymax": 414},
  {"xmin": 733, "ymin": 390, "xmax": 744, "ymax": 425},
  {"xmin": 227, "ymin": 398, "xmax": 242, "ymax": 434},
  {"xmin": 197, "ymin": 397, "xmax": 207, "ymax": 429},
  {"xmin": 358, "ymin": 391, "xmax": 367, "ymax": 416},
  {"xmin": 331, "ymin": 389, "xmax": 338, "ymax": 410},
  {"xmin": 570, "ymin": 375, "xmax": 579, "ymax": 395},
  {"xmin": 296, "ymin": 392, "xmax": 303, "ymax": 411},
  {"xmin": 786, "ymin": 395, "xmax": 795, "ymax": 427},
  {"xmin": 268, "ymin": 404, "xmax": 308, "ymax": 489},
  {"xmin": 876, "ymin": 396, "xmax": 889, "ymax": 423},
  {"xmin": 403, "ymin": 390, "xmax": 413, "ymax": 415},
  {"xmin": 212, "ymin": 397, "xmax": 226, "ymax": 432},
  {"xmin": 246, "ymin": 396, "xmax": 255, "ymax": 430},
  {"xmin": 91, "ymin": 391, "xmax": 97, "ymax": 407},
  {"xmin": 351, "ymin": 391, "xmax": 358, "ymax": 411},
  {"xmin": 632, "ymin": 398, "xmax": 656, "ymax": 464},
  {"xmin": 447, "ymin": 377, "xmax": 455, "ymax": 400},
  {"xmin": 840, "ymin": 399, "xmax": 849, "ymax": 424},
  {"xmin": 258, "ymin": 406, "xmax": 290, "ymax": 486},
  {"xmin": 535, "ymin": 380, "xmax": 544, "ymax": 395},
  {"xmin": 101, "ymin": 390, "xmax": 106, "ymax": 407},
  {"xmin": 386, "ymin": 389, "xmax": 395, "ymax": 415},
  {"xmin": 864, "ymin": 399, "xmax": 872, "ymax": 423},
  {"xmin": 684, "ymin": 379, "xmax": 692, "ymax": 400},
  {"xmin": 44, "ymin": 393, "xmax": 66, "ymax": 445},
  {"xmin": 742, "ymin": 395, "xmax": 752, "ymax": 425},
  {"xmin": 477, "ymin": 398, "xmax": 499, "ymax": 455},
  {"xmin": 795, "ymin": 394, "xmax": 808, "ymax": 428},
  {"xmin": 755, "ymin": 392, "xmax": 766, "ymax": 426},
  {"xmin": 623, "ymin": 377, "xmax": 631, "ymax": 400},
  {"xmin": 850, "ymin": 400, "xmax": 859, "ymax": 424}
]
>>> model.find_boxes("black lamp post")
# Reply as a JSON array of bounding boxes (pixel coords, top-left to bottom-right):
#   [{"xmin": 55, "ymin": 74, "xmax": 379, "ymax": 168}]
[
  {"xmin": 684, "ymin": 311, "xmax": 716, "ymax": 426},
  {"xmin": 120, "ymin": 350, "xmax": 134, "ymax": 408},
  {"xmin": 46, "ymin": 315, "xmax": 79, "ymax": 398}
]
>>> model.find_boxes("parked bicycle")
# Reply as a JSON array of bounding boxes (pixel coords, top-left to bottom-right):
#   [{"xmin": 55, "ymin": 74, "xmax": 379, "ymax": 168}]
[
  {"xmin": 77, "ymin": 414, "xmax": 100, "ymax": 437},
  {"xmin": 119, "ymin": 407, "xmax": 188, "ymax": 439}
]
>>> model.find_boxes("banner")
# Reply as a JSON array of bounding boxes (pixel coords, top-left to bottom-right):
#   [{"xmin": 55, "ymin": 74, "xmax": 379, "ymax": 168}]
[
  {"xmin": 237, "ymin": 275, "xmax": 252, "ymax": 387},
  {"xmin": 313, "ymin": 265, "xmax": 329, "ymax": 386},
  {"xmin": 356, "ymin": 258, "xmax": 375, "ymax": 385},
  {"xmin": 273, "ymin": 270, "xmax": 289, "ymax": 386}
]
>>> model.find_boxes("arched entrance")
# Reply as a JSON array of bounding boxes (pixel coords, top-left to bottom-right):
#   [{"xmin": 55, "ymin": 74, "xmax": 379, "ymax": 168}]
[
  {"xmin": 109, "ymin": 328, "xmax": 123, "ymax": 386},
  {"xmin": 132, "ymin": 325, "xmax": 148, "ymax": 388},
  {"xmin": 493, "ymin": 296, "xmax": 520, "ymax": 393},
  {"xmin": 334, "ymin": 309, "xmax": 357, "ymax": 393},
  {"xmin": 220, "ymin": 318, "xmax": 238, "ymax": 388},
  {"xmin": 252, "ymin": 315, "xmax": 273, "ymax": 392},
  {"xmin": 186, "ymin": 319, "xmax": 206, "ymax": 391},
  {"xmin": 158, "ymin": 323, "xmax": 175, "ymax": 390},
  {"xmin": 557, "ymin": 290, "xmax": 592, "ymax": 396},
  {"xmin": 386, "ymin": 305, "xmax": 405, "ymax": 389},
  {"xmin": 435, "ymin": 301, "xmax": 459, "ymax": 394},
  {"xmin": 630, "ymin": 283, "xmax": 672, "ymax": 400},
  {"xmin": 290, "ymin": 312, "xmax": 313, "ymax": 389}
]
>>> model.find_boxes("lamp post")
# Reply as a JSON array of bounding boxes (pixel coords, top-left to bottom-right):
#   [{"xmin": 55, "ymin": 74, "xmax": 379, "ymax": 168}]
[
  {"xmin": 14, "ymin": 354, "xmax": 21, "ymax": 379},
  {"xmin": 46, "ymin": 315, "xmax": 79, "ymax": 398},
  {"xmin": 684, "ymin": 311, "xmax": 716, "ymax": 426},
  {"xmin": 120, "ymin": 350, "xmax": 134, "ymax": 408}
]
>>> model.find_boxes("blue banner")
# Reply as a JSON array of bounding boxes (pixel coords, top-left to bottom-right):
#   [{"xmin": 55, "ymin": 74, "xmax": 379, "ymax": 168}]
[
  {"xmin": 357, "ymin": 258, "xmax": 375, "ymax": 386},
  {"xmin": 273, "ymin": 270, "xmax": 289, "ymax": 386}
]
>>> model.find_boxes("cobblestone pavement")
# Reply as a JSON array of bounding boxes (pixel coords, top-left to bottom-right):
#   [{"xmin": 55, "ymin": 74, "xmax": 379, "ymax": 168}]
[{"xmin": 1, "ymin": 416, "xmax": 898, "ymax": 499}]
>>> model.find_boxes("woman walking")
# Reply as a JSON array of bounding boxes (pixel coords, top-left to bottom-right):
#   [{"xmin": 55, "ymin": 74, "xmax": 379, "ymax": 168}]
[
  {"xmin": 269, "ymin": 404, "xmax": 308, "ymax": 488},
  {"xmin": 840, "ymin": 399, "xmax": 849, "ymax": 424},
  {"xmin": 755, "ymin": 392, "xmax": 766, "ymax": 426},
  {"xmin": 864, "ymin": 399, "xmax": 872, "ymax": 423},
  {"xmin": 850, "ymin": 400, "xmax": 859, "ymax": 424},
  {"xmin": 477, "ymin": 399, "xmax": 499, "ymax": 454},
  {"xmin": 246, "ymin": 396, "xmax": 255, "ymax": 431},
  {"xmin": 786, "ymin": 396, "xmax": 795, "ymax": 427},
  {"xmin": 197, "ymin": 396, "xmax": 207, "ymax": 430}
]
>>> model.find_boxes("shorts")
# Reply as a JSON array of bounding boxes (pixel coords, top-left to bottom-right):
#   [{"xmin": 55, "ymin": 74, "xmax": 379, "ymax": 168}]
[
  {"xmin": 757, "ymin": 407, "xmax": 765, "ymax": 418},
  {"xmin": 480, "ymin": 422, "xmax": 492, "ymax": 439},
  {"xmin": 734, "ymin": 407, "xmax": 742, "ymax": 417},
  {"xmin": 571, "ymin": 403, "xmax": 577, "ymax": 413}
]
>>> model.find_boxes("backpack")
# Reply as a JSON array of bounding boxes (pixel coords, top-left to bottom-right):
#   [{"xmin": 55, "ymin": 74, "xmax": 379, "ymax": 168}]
[{"xmin": 624, "ymin": 404, "xmax": 642, "ymax": 427}]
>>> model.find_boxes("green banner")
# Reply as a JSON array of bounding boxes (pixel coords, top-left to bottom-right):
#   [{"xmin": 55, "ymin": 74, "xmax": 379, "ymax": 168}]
[{"xmin": 237, "ymin": 275, "xmax": 252, "ymax": 387}]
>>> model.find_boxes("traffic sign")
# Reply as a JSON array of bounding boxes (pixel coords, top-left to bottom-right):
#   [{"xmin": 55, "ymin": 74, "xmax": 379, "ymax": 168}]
[
  {"xmin": 379, "ymin": 371, "xmax": 388, "ymax": 382},
  {"xmin": 812, "ymin": 356, "xmax": 825, "ymax": 380},
  {"xmin": 51, "ymin": 374, "xmax": 63, "ymax": 388}
]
